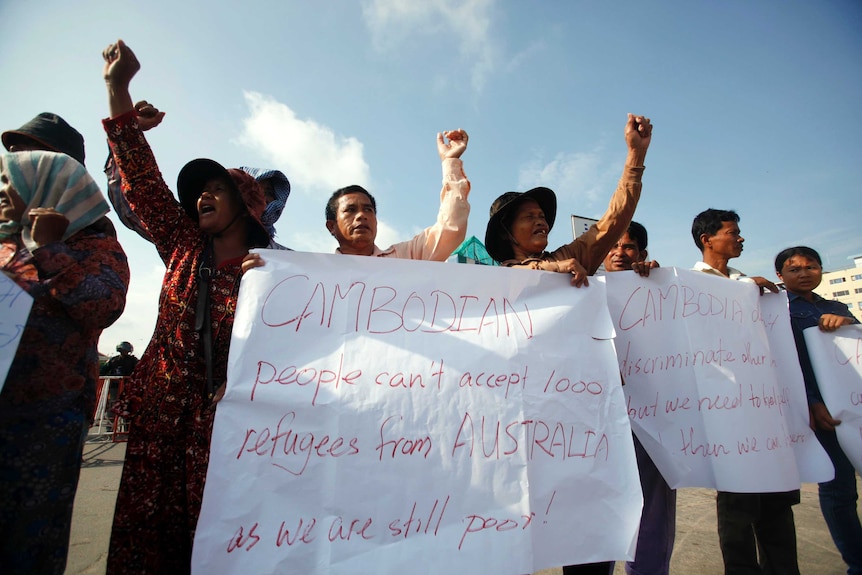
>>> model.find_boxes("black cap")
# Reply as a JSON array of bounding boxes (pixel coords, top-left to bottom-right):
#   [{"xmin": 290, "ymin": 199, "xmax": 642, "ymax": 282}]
[{"xmin": 2, "ymin": 113, "xmax": 86, "ymax": 165}]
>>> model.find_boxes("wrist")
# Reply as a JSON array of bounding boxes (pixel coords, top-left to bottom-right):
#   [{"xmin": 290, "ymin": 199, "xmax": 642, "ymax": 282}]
[
  {"xmin": 107, "ymin": 85, "xmax": 135, "ymax": 119},
  {"xmin": 625, "ymin": 148, "xmax": 647, "ymax": 167}
]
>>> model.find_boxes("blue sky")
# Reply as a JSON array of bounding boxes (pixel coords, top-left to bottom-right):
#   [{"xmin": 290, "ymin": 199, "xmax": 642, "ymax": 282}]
[{"xmin": 2, "ymin": 0, "xmax": 860, "ymax": 354}]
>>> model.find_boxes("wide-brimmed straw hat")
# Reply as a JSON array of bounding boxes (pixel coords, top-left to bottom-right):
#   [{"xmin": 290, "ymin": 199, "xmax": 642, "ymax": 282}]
[
  {"xmin": 177, "ymin": 158, "xmax": 269, "ymax": 245},
  {"xmin": 484, "ymin": 186, "xmax": 557, "ymax": 262}
]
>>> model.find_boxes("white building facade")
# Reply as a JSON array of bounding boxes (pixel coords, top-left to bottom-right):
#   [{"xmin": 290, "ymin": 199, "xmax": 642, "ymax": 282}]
[{"xmin": 814, "ymin": 255, "xmax": 862, "ymax": 322}]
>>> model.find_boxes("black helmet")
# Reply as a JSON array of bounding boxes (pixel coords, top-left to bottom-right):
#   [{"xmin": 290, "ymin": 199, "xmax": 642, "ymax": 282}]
[{"xmin": 117, "ymin": 341, "xmax": 133, "ymax": 353}]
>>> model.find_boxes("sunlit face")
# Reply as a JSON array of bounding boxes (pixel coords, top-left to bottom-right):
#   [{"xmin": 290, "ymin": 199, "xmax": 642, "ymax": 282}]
[
  {"xmin": 326, "ymin": 192, "xmax": 378, "ymax": 255},
  {"xmin": 196, "ymin": 177, "xmax": 243, "ymax": 234},
  {"xmin": 0, "ymin": 169, "xmax": 26, "ymax": 223},
  {"xmin": 508, "ymin": 199, "xmax": 550, "ymax": 258},
  {"xmin": 777, "ymin": 255, "xmax": 822, "ymax": 295},
  {"xmin": 703, "ymin": 221, "xmax": 743, "ymax": 260},
  {"xmin": 603, "ymin": 231, "xmax": 645, "ymax": 272}
]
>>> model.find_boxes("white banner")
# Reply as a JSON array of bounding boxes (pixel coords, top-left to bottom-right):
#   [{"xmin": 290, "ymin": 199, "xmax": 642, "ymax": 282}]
[
  {"xmin": 0, "ymin": 273, "xmax": 33, "ymax": 390},
  {"xmin": 803, "ymin": 324, "xmax": 862, "ymax": 474},
  {"xmin": 193, "ymin": 251, "xmax": 641, "ymax": 575},
  {"xmin": 604, "ymin": 267, "xmax": 832, "ymax": 491},
  {"xmin": 759, "ymin": 295, "xmax": 834, "ymax": 480}
]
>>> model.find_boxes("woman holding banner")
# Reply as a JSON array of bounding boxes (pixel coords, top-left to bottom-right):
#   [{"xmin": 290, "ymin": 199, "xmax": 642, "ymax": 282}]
[
  {"xmin": 483, "ymin": 114, "xmax": 652, "ymax": 573},
  {"xmin": 776, "ymin": 246, "xmax": 862, "ymax": 575},
  {"xmin": 484, "ymin": 113, "xmax": 651, "ymax": 287},
  {"xmin": 101, "ymin": 39, "xmax": 272, "ymax": 574},
  {"xmin": 0, "ymin": 151, "xmax": 129, "ymax": 574}
]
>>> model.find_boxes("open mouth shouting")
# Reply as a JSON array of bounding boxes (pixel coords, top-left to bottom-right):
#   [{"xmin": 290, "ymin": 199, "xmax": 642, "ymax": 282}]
[{"xmin": 197, "ymin": 200, "xmax": 217, "ymax": 221}]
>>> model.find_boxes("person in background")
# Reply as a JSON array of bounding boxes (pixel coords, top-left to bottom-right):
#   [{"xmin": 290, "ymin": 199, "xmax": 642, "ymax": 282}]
[
  {"xmin": 100, "ymin": 341, "xmax": 139, "ymax": 377},
  {"xmin": 239, "ymin": 165, "xmax": 290, "ymax": 248},
  {"xmin": 602, "ymin": 221, "xmax": 658, "ymax": 277},
  {"xmin": 484, "ymin": 113, "xmax": 652, "ymax": 295},
  {"xmin": 692, "ymin": 208, "xmax": 799, "ymax": 575},
  {"xmin": 484, "ymin": 113, "xmax": 653, "ymax": 574},
  {"xmin": 603, "ymin": 222, "xmax": 675, "ymax": 575},
  {"xmin": 2, "ymin": 112, "xmax": 86, "ymax": 166},
  {"xmin": 0, "ymin": 151, "xmax": 129, "ymax": 574},
  {"xmin": 103, "ymin": 101, "xmax": 292, "ymax": 249},
  {"xmin": 775, "ymin": 246, "xmax": 862, "ymax": 575},
  {"xmin": 102, "ymin": 39, "xmax": 271, "ymax": 574}
]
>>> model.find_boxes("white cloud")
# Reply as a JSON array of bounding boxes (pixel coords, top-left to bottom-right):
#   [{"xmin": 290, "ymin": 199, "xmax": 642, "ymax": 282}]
[
  {"xmin": 236, "ymin": 92, "xmax": 414, "ymax": 255},
  {"xmin": 505, "ymin": 39, "xmax": 546, "ymax": 74},
  {"xmin": 517, "ymin": 147, "xmax": 616, "ymax": 212},
  {"xmin": 361, "ymin": 0, "xmax": 497, "ymax": 92},
  {"xmin": 237, "ymin": 92, "xmax": 371, "ymax": 193},
  {"xmin": 374, "ymin": 219, "xmax": 402, "ymax": 251}
]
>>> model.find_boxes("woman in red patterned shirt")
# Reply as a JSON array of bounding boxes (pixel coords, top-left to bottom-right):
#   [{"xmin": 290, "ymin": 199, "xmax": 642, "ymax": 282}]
[
  {"xmin": 0, "ymin": 150, "xmax": 129, "ymax": 574},
  {"xmin": 102, "ymin": 39, "xmax": 271, "ymax": 574}
]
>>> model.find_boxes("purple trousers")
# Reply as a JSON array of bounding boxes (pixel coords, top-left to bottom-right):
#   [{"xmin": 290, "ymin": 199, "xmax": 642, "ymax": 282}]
[{"xmin": 624, "ymin": 434, "xmax": 677, "ymax": 575}]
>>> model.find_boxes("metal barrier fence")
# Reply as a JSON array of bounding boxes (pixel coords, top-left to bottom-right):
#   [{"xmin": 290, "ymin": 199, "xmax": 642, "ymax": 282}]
[{"xmin": 90, "ymin": 376, "xmax": 130, "ymax": 442}]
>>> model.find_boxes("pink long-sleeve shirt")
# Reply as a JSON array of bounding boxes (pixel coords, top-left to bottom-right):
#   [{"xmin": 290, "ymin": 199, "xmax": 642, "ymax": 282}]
[{"xmin": 335, "ymin": 158, "xmax": 471, "ymax": 261}]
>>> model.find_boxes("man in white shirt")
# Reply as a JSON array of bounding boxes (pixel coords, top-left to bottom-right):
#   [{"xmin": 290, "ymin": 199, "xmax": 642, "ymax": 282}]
[{"xmin": 691, "ymin": 208, "xmax": 799, "ymax": 575}]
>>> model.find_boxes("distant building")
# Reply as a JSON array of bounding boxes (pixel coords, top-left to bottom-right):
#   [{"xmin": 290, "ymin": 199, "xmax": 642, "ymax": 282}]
[
  {"xmin": 814, "ymin": 255, "xmax": 862, "ymax": 322},
  {"xmin": 571, "ymin": 214, "xmax": 599, "ymax": 239}
]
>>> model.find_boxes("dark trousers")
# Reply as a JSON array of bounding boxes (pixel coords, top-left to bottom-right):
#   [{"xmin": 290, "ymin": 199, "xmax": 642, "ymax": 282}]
[
  {"xmin": 716, "ymin": 490, "xmax": 801, "ymax": 575},
  {"xmin": 562, "ymin": 562, "xmax": 613, "ymax": 575},
  {"xmin": 625, "ymin": 435, "xmax": 676, "ymax": 575},
  {"xmin": 815, "ymin": 428, "xmax": 862, "ymax": 575}
]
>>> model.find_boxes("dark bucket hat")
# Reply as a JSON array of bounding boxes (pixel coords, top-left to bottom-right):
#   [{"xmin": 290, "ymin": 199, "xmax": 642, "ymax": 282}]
[
  {"xmin": 177, "ymin": 158, "xmax": 269, "ymax": 245},
  {"xmin": 484, "ymin": 187, "xmax": 557, "ymax": 263},
  {"xmin": 2, "ymin": 113, "xmax": 86, "ymax": 166}
]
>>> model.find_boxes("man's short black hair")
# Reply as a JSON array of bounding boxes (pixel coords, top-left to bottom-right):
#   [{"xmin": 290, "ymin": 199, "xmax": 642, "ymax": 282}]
[
  {"xmin": 774, "ymin": 246, "xmax": 822, "ymax": 274},
  {"xmin": 325, "ymin": 185, "xmax": 377, "ymax": 221},
  {"xmin": 627, "ymin": 221, "xmax": 648, "ymax": 251},
  {"xmin": 691, "ymin": 208, "xmax": 739, "ymax": 251}
]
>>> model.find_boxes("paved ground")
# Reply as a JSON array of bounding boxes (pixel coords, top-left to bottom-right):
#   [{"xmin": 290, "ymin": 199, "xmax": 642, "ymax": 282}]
[{"xmin": 68, "ymin": 432, "xmax": 857, "ymax": 574}]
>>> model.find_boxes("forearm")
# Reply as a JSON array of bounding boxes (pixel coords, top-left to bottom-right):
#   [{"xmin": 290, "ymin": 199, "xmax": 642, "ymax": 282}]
[
  {"xmin": 428, "ymin": 158, "xmax": 471, "ymax": 259},
  {"xmin": 107, "ymin": 82, "xmax": 134, "ymax": 120},
  {"xmin": 31, "ymin": 233, "xmax": 130, "ymax": 331},
  {"xmin": 508, "ymin": 259, "xmax": 560, "ymax": 272},
  {"xmin": 555, "ymin": 166, "xmax": 643, "ymax": 274},
  {"xmin": 103, "ymin": 112, "xmax": 186, "ymax": 256},
  {"xmin": 392, "ymin": 159, "xmax": 471, "ymax": 260},
  {"xmin": 626, "ymin": 147, "xmax": 647, "ymax": 168}
]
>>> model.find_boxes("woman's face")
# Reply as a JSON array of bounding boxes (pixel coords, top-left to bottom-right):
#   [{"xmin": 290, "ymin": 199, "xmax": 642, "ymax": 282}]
[
  {"xmin": 196, "ymin": 177, "xmax": 244, "ymax": 234},
  {"xmin": 778, "ymin": 255, "xmax": 822, "ymax": 295},
  {"xmin": 508, "ymin": 199, "xmax": 550, "ymax": 258},
  {"xmin": 0, "ymin": 170, "xmax": 26, "ymax": 223}
]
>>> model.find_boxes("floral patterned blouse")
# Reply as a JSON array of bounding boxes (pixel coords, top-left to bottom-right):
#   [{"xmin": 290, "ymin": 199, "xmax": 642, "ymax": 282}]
[{"xmin": 0, "ymin": 222, "xmax": 129, "ymax": 418}]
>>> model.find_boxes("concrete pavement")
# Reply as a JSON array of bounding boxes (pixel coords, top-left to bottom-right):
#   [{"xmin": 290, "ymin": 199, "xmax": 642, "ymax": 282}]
[{"xmin": 68, "ymin": 433, "xmax": 857, "ymax": 574}]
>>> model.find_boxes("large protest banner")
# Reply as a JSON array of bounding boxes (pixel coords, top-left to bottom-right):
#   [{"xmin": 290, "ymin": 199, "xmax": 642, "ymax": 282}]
[
  {"xmin": 0, "ymin": 273, "xmax": 32, "ymax": 390},
  {"xmin": 803, "ymin": 324, "xmax": 862, "ymax": 474},
  {"xmin": 193, "ymin": 251, "xmax": 641, "ymax": 575},
  {"xmin": 759, "ymin": 295, "xmax": 834, "ymax": 480},
  {"xmin": 603, "ymin": 268, "xmax": 832, "ymax": 491}
]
